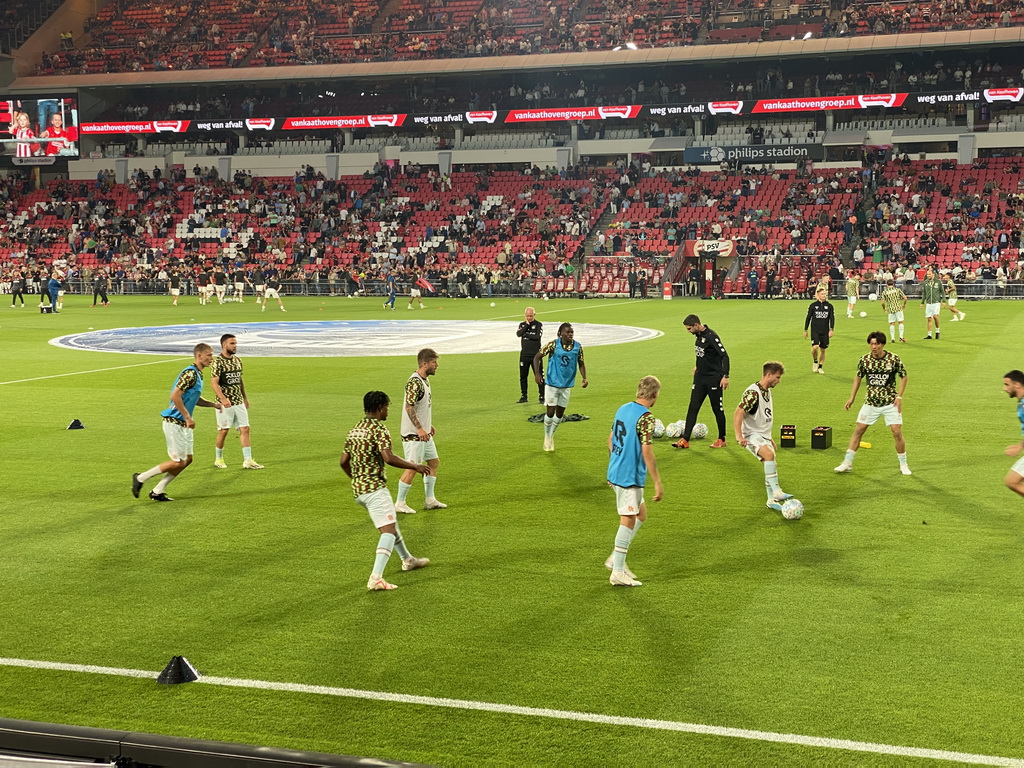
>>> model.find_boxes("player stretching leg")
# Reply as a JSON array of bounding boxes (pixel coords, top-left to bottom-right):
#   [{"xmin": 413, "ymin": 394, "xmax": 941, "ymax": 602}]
[
  {"xmin": 1002, "ymin": 370, "xmax": 1024, "ymax": 498},
  {"xmin": 834, "ymin": 331, "xmax": 911, "ymax": 475},
  {"xmin": 340, "ymin": 391, "xmax": 431, "ymax": 590},
  {"xmin": 607, "ymin": 375, "xmax": 663, "ymax": 587},
  {"xmin": 734, "ymin": 362, "xmax": 793, "ymax": 512}
]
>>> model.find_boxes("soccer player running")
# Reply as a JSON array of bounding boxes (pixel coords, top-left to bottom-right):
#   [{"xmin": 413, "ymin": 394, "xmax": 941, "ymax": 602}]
[
  {"xmin": 944, "ymin": 275, "xmax": 966, "ymax": 322},
  {"xmin": 394, "ymin": 348, "xmax": 447, "ymax": 513},
  {"xmin": 734, "ymin": 361, "xmax": 793, "ymax": 513},
  {"xmin": 673, "ymin": 314, "xmax": 729, "ymax": 449},
  {"xmin": 383, "ymin": 272, "xmax": 397, "ymax": 311},
  {"xmin": 845, "ymin": 272, "xmax": 860, "ymax": 318},
  {"xmin": 834, "ymin": 331, "xmax": 911, "ymax": 476},
  {"xmin": 340, "ymin": 390, "xmax": 431, "ymax": 590},
  {"xmin": 920, "ymin": 266, "xmax": 945, "ymax": 340},
  {"xmin": 607, "ymin": 375, "xmax": 664, "ymax": 587},
  {"xmin": 210, "ymin": 333, "xmax": 264, "ymax": 469},
  {"xmin": 1002, "ymin": 370, "xmax": 1024, "ymax": 498},
  {"xmin": 803, "ymin": 286, "xmax": 835, "ymax": 374},
  {"xmin": 880, "ymin": 279, "xmax": 908, "ymax": 343},
  {"xmin": 533, "ymin": 322, "xmax": 588, "ymax": 452},
  {"xmin": 132, "ymin": 343, "xmax": 222, "ymax": 501}
]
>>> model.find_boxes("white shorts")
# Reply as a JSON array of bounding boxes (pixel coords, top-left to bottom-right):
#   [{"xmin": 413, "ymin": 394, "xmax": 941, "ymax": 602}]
[
  {"xmin": 402, "ymin": 436, "xmax": 439, "ymax": 463},
  {"xmin": 887, "ymin": 311, "xmax": 905, "ymax": 323},
  {"xmin": 215, "ymin": 285, "xmax": 226, "ymax": 294},
  {"xmin": 856, "ymin": 403, "xmax": 903, "ymax": 427},
  {"xmin": 234, "ymin": 282, "xmax": 245, "ymax": 291},
  {"xmin": 612, "ymin": 484, "xmax": 644, "ymax": 516},
  {"xmin": 743, "ymin": 433, "xmax": 775, "ymax": 459},
  {"xmin": 1011, "ymin": 455, "xmax": 1024, "ymax": 477},
  {"xmin": 847, "ymin": 295, "xmax": 857, "ymax": 304},
  {"xmin": 410, "ymin": 288, "xmax": 422, "ymax": 299},
  {"xmin": 924, "ymin": 303, "xmax": 940, "ymax": 318},
  {"xmin": 162, "ymin": 420, "xmax": 194, "ymax": 461},
  {"xmin": 170, "ymin": 288, "xmax": 180, "ymax": 296},
  {"xmin": 544, "ymin": 386, "xmax": 572, "ymax": 409},
  {"xmin": 947, "ymin": 297, "xmax": 958, "ymax": 306},
  {"xmin": 255, "ymin": 284, "xmax": 266, "ymax": 294},
  {"xmin": 356, "ymin": 487, "xmax": 398, "ymax": 528},
  {"xmin": 202, "ymin": 285, "xmax": 213, "ymax": 295},
  {"xmin": 216, "ymin": 403, "xmax": 249, "ymax": 430},
  {"xmin": 57, "ymin": 290, "xmax": 65, "ymax": 297},
  {"xmin": 264, "ymin": 288, "xmax": 280, "ymax": 299}
]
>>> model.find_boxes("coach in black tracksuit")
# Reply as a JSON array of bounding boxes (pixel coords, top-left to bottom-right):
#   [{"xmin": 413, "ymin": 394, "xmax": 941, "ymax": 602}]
[
  {"xmin": 517, "ymin": 306, "xmax": 544, "ymax": 403},
  {"xmin": 674, "ymin": 313, "xmax": 730, "ymax": 448}
]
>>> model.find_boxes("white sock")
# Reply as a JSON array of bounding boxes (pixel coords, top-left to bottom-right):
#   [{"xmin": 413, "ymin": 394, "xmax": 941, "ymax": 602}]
[
  {"xmin": 763, "ymin": 460, "xmax": 781, "ymax": 495},
  {"xmin": 154, "ymin": 473, "xmax": 176, "ymax": 494},
  {"xmin": 889, "ymin": 324, "xmax": 896, "ymax": 341},
  {"xmin": 393, "ymin": 525, "xmax": 411, "ymax": 559},
  {"xmin": 397, "ymin": 480, "xmax": 412, "ymax": 503},
  {"xmin": 139, "ymin": 465, "xmax": 163, "ymax": 482},
  {"xmin": 844, "ymin": 449, "xmax": 856, "ymax": 466},
  {"xmin": 371, "ymin": 533, "xmax": 396, "ymax": 579},
  {"xmin": 216, "ymin": 448, "xmax": 224, "ymax": 460},
  {"xmin": 424, "ymin": 474, "xmax": 437, "ymax": 499},
  {"xmin": 898, "ymin": 323, "xmax": 905, "ymax": 338},
  {"xmin": 897, "ymin": 452, "xmax": 909, "ymax": 467},
  {"xmin": 543, "ymin": 415, "xmax": 554, "ymax": 437}
]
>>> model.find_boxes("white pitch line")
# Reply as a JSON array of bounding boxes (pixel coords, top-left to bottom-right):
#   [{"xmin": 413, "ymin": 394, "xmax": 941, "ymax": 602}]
[
  {"xmin": 0, "ymin": 657, "xmax": 1020, "ymax": 766},
  {"xmin": 0, "ymin": 357, "xmax": 190, "ymax": 386}
]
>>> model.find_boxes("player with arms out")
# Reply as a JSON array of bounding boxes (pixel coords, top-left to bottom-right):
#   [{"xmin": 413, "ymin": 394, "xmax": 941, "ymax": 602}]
[
  {"xmin": 1002, "ymin": 370, "xmax": 1024, "ymax": 498},
  {"xmin": 880, "ymin": 279, "xmax": 908, "ymax": 343},
  {"xmin": 394, "ymin": 348, "xmax": 447, "ymax": 513},
  {"xmin": 408, "ymin": 272, "xmax": 426, "ymax": 310},
  {"xmin": 340, "ymin": 391, "xmax": 431, "ymax": 590},
  {"xmin": 607, "ymin": 375, "xmax": 664, "ymax": 587},
  {"xmin": 132, "ymin": 343, "xmax": 222, "ymax": 501},
  {"xmin": 734, "ymin": 361, "xmax": 793, "ymax": 512},
  {"xmin": 533, "ymin": 322, "xmax": 589, "ymax": 452},
  {"xmin": 835, "ymin": 331, "xmax": 911, "ymax": 476},
  {"xmin": 210, "ymin": 333, "xmax": 263, "ymax": 469},
  {"xmin": 803, "ymin": 286, "xmax": 835, "ymax": 374},
  {"xmin": 262, "ymin": 274, "xmax": 286, "ymax": 312}
]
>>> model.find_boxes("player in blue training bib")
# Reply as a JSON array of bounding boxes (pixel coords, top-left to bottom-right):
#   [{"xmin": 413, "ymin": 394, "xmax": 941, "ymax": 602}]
[
  {"xmin": 532, "ymin": 322, "xmax": 588, "ymax": 453},
  {"xmin": 605, "ymin": 375, "xmax": 663, "ymax": 587}
]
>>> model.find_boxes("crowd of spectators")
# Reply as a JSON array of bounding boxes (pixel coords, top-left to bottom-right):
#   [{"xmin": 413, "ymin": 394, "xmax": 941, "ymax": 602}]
[{"xmin": 31, "ymin": 0, "xmax": 1024, "ymax": 76}]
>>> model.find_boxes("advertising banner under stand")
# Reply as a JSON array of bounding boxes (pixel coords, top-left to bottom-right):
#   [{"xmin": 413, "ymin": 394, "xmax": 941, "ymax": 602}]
[{"xmin": 683, "ymin": 143, "xmax": 825, "ymax": 164}]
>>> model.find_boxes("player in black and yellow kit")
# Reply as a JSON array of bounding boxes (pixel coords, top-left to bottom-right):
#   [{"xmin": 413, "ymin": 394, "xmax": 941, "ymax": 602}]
[{"xmin": 210, "ymin": 333, "xmax": 264, "ymax": 469}]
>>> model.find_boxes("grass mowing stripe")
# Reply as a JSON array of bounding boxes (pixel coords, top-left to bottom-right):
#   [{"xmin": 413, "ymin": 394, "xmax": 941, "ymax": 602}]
[
  {"xmin": 1, "ymin": 657, "xmax": 1020, "ymax": 766},
  {"xmin": 0, "ymin": 357, "xmax": 190, "ymax": 386}
]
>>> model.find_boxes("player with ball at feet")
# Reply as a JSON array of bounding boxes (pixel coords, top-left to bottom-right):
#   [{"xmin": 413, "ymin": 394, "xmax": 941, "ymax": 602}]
[
  {"xmin": 835, "ymin": 331, "xmax": 911, "ymax": 476},
  {"xmin": 733, "ymin": 361, "xmax": 794, "ymax": 512},
  {"xmin": 606, "ymin": 375, "xmax": 664, "ymax": 586}
]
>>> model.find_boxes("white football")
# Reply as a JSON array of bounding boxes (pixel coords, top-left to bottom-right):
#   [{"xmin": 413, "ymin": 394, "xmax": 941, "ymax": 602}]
[
  {"xmin": 691, "ymin": 423, "xmax": 709, "ymax": 440},
  {"xmin": 859, "ymin": 311, "xmax": 867, "ymax": 317},
  {"xmin": 781, "ymin": 498, "xmax": 804, "ymax": 520},
  {"xmin": 665, "ymin": 422, "xmax": 683, "ymax": 439},
  {"xmin": 653, "ymin": 419, "xmax": 665, "ymax": 438},
  {"xmin": 868, "ymin": 292, "xmax": 878, "ymax": 301},
  {"xmin": 490, "ymin": 302, "xmax": 496, "ymax": 307}
]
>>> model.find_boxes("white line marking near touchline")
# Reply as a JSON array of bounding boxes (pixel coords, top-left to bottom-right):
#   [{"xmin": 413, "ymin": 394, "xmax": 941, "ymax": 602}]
[
  {"xmin": 0, "ymin": 657, "xmax": 1019, "ymax": 766},
  {"xmin": 0, "ymin": 357, "xmax": 190, "ymax": 386}
]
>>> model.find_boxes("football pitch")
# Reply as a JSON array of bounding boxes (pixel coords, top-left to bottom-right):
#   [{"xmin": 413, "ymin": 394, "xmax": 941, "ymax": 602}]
[{"xmin": 1, "ymin": 293, "xmax": 1023, "ymax": 767}]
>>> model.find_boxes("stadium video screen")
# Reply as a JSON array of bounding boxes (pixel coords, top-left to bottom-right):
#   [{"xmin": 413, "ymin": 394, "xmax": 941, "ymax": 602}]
[{"xmin": 1, "ymin": 94, "xmax": 80, "ymax": 160}]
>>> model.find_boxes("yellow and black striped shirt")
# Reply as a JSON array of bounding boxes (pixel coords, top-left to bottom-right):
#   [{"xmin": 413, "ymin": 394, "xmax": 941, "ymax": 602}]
[{"xmin": 211, "ymin": 354, "xmax": 244, "ymax": 405}]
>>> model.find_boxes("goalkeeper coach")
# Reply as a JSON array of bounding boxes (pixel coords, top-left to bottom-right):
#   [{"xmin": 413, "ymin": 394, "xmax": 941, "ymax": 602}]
[{"xmin": 673, "ymin": 314, "xmax": 730, "ymax": 449}]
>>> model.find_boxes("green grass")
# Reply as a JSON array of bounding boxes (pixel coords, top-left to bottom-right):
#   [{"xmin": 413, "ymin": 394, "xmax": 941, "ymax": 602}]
[{"xmin": 1, "ymin": 294, "xmax": 1023, "ymax": 766}]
